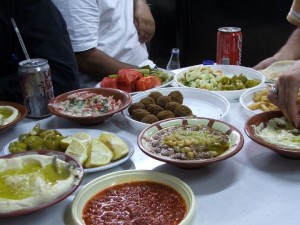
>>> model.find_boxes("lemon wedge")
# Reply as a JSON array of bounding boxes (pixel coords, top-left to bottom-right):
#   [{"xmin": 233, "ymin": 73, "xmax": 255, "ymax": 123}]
[
  {"xmin": 84, "ymin": 139, "xmax": 113, "ymax": 168},
  {"xmin": 98, "ymin": 132, "xmax": 129, "ymax": 161},
  {"xmin": 65, "ymin": 139, "xmax": 88, "ymax": 164},
  {"xmin": 60, "ymin": 132, "xmax": 91, "ymax": 150}
]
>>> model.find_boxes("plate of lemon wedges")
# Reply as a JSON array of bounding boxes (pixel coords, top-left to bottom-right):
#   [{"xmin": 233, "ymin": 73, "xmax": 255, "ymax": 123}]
[{"xmin": 1, "ymin": 124, "xmax": 134, "ymax": 173}]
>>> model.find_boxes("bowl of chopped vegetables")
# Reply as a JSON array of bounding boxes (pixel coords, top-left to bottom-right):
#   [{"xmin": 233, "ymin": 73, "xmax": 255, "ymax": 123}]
[
  {"xmin": 48, "ymin": 88, "xmax": 132, "ymax": 125},
  {"xmin": 174, "ymin": 65, "xmax": 265, "ymax": 100},
  {"xmin": 137, "ymin": 117, "xmax": 244, "ymax": 169}
]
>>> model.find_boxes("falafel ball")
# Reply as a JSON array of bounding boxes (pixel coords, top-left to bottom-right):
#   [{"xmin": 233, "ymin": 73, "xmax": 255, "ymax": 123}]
[
  {"xmin": 168, "ymin": 91, "xmax": 184, "ymax": 104},
  {"xmin": 156, "ymin": 96, "xmax": 172, "ymax": 108},
  {"xmin": 139, "ymin": 97, "xmax": 155, "ymax": 106},
  {"xmin": 146, "ymin": 104, "xmax": 164, "ymax": 115},
  {"xmin": 157, "ymin": 110, "xmax": 175, "ymax": 120},
  {"xmin": 174, "ymin": 105, "xmax": 193, "ymax": 117},
  {"xmin": 128, "ymin": 102, "xmax": 145, "ymax": 115},
  {"xmin": 131, "ymin": 109, "xmax": 150, "ymax": 121},
  {"xmin": 148, "ymin": 91, "xmax": 163, "ymax": 101},
  {"xmin": 141, "ymin": 114, "xmax": 159, "ymax": 124},
  {"xmin": 165, "ymin": 102, "xmax": 182, "ymax": 112}
]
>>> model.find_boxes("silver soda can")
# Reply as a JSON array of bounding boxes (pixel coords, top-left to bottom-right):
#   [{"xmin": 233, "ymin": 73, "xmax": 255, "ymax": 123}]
[{"xmin": 18, "ymin": 58, "xmax": 54, "ymax": 118}]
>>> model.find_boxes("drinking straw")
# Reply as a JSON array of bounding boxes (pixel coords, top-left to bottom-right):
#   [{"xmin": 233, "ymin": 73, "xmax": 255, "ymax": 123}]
[{"xmin": 10, "ymin": 18, "xmax": 31, "ymax": 62}]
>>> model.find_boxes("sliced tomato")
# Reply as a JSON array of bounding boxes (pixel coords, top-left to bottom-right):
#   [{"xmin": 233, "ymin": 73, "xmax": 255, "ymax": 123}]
[
  {"xmin": 117, "ymin": 69, "xmax": 143, "ymax": 85},
  {"xmin": 117, "ymin": 82, "xmax": 135, "ymax": 93},
  {"xmin": 135, "ymin": 76, "xmax": 162, "ymax": 91},
  {"xmin": 100, "ymin": 77, "xmax": 119, "ymax": 89}
]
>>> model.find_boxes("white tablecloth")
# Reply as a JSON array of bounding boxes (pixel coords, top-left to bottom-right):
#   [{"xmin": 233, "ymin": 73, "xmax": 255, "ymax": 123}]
[{"xmin": 1, "ymin": 82, "xmax": 300, "ymax": 225}]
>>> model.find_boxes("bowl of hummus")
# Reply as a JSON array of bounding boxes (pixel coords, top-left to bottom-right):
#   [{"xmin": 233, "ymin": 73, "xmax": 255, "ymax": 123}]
[
  {"xmin": 245, "ymin": 111, "xmax": 300, "ymax": 159},
  {"xmin": 0, "ymin": 101, "xmax": 28, "ymax": 133},
  {"xmin": 0, "ymin": 150, "xmax": 84, "ymax": 217}
]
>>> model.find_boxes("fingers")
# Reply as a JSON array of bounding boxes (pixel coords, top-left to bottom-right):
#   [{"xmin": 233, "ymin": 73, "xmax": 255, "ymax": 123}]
[{"xmin": 277, "ymin": 75, "xmax": 300, "ymax": 127}]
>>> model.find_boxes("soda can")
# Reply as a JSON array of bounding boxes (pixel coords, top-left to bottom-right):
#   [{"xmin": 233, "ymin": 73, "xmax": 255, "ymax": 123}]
[
  {"xmin": 18, "ymin": 58, "xmax": 54, "ymax": 118},
  {"xmin": 216, "ymin": 27, "xmax": 242, "ymax": 65}
]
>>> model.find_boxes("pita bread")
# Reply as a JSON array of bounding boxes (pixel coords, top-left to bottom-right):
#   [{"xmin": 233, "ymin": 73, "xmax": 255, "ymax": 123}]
[{"xmin": 260, "ymin": 60, "xmax": 296, "ymax": 80}]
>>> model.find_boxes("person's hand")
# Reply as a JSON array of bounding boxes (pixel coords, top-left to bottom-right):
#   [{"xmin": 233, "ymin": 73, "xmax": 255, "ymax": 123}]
[
  {"xmin": 253, "ymin": 56, "xmax": 277, "ymax": 70},
  {"xmin": 268, "ymin": 60, "xmax": 300, "ymax": 127},
  {"xmin": 134, "ymin": 0, "xmax": 155, "ymax": 43}
]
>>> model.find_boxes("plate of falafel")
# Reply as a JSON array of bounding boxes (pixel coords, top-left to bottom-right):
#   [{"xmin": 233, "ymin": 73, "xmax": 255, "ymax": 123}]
[{"xmin": 123, "ymin": 87, "xmax": 231, "ymax": 131}]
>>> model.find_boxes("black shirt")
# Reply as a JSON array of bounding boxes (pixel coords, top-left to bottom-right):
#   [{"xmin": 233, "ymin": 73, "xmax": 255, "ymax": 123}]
[{"xmin": 0, "ymin": 0, "xmax": 79, "ymax": 103}]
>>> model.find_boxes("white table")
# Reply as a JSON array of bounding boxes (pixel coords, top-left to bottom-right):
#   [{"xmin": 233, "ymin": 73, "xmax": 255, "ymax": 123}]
[{"xmin": 1, "ymin": 89, "xmax": 300, "ymax": 225}]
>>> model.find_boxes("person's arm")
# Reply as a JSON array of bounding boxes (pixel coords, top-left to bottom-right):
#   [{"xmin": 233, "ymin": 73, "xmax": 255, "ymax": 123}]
[
  {"xmin": 75, "ymin": 48, "xmax": 138, "ymax": 79},
  {"xmin": 254, "ymin": 28, "xmax": 300, "ymax": 70},
  {"xmin": 134, "ymin": 0, "xmax": 155, "ymax": 43}
]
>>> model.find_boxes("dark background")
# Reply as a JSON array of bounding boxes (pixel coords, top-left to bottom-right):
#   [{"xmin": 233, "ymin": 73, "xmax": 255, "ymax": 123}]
[{"xmin": 148, "ymin": 0, "xmax": 295, "ymax": 68}]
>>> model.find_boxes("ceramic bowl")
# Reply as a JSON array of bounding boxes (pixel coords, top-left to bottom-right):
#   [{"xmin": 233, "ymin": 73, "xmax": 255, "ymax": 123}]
[
  {"xmin": 48, "ymin": 88, "xmax": 132, "ymax": 125},
  {"xmin": 245, "ymin": 111, "xmax": 300, "ymax": 159},
  {"xmin": 0, "ymin": 101, "xmax": 27, "ymax": 133},
  {"xmin": 174, "ymin": 64, "xmax": 265, "ymax": 100},
  {"xmin": 0, "ymin": 150, "xmax": 84, "ymax": 217},
  {"xmin": 123, "ymin": 87, "xmax": 230, "ymax": 131},
  {"xmin": 137, "ymin": 117, "xmax": 244, "ymax": 169},
  {"xmin": 71, "ymin": 170, "xmax": 195, "ymax": 225}
]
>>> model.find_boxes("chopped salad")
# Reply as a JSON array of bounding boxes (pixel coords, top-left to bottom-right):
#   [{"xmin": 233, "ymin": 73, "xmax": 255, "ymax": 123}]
[{"xmin": 57, "ymin": 92, "xmax": 122, "ymax": 117}]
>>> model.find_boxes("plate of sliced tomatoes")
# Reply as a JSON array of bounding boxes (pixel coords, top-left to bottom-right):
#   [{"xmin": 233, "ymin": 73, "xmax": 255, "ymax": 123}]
[{"xmin": 96, "ymin": 67, "xmax": 174, "ymax": 95}]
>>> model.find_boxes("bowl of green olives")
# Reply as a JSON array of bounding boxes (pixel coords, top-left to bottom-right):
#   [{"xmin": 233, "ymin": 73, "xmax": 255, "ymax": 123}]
[{"xmin": 174, "ymin": 65, "xmax": 265, "ymax": 100}]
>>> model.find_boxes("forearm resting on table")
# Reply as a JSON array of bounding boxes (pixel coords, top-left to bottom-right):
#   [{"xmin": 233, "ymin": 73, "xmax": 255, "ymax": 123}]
[{"xmin": 75, "ymin": 49, "xmax": 138, "ymax": 78}]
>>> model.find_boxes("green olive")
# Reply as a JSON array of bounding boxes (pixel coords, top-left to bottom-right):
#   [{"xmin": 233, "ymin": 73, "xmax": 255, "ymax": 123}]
[{"xmin": 9, "ymin": 141, "xmax": 28, "ymax": 153}]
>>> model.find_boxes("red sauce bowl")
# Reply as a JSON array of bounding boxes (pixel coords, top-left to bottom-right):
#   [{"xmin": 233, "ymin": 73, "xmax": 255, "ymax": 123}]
[{"xmin": 70, "ymin": 170, "xmax": 195, "ymax": 225}]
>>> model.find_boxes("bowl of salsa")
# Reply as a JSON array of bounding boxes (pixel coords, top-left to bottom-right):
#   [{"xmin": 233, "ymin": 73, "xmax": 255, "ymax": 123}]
[{"xmin": 70, "ymin": 170, "xmax": 195, "ymax": 225}]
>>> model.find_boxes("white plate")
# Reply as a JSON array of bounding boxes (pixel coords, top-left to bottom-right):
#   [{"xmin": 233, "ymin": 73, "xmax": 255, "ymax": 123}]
[
  {"xmin": 95, "ymin": 70, "xmax": 175, "ymax": 95},
  {"xmin": 123, "ymin": 87, "xmax": 230, "ymax": 131},
  {"xmin": 239, "ymin": 84, "xmax": 271, "ymax": 117},
  {"xmin": 1, "ymin": 129, "xmax": 135, "ymax": 173},
  {"xmin": 174, "ymin": 65, "xmax": 265, "ymax": 100}
]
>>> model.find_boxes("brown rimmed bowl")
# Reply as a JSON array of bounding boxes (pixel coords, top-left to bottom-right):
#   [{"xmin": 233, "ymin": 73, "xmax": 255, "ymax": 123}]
[
  {"xmin": 48, "ymin": 88, "xmax": 132, "ymax": 125},
  {"xmin": 0, "ymin": 101, "xmax": 27, "ymax": 133},
  {"xmin": 0, "ymin": 150, "xmax": 84, "ymax": 217},
  {"xmin": 137, "ymin": 117, "xmax": 244, "ymax": 169},
  {"xmin": 245, "ymin": 110, "xmax": 300, "ymax": 159}
]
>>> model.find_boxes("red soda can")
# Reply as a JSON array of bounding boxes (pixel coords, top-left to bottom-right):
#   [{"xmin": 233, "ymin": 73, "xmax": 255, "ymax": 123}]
[
  {"xmin": 18, "ymin": 58, "xmax": 54, "ymax": 118},
  {"xmin": 216, "ymin": 27, "xmax": 242, "ymax": 65}
]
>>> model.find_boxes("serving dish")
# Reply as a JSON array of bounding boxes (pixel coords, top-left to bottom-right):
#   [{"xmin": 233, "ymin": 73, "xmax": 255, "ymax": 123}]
[
  {"xmin": 138, "ymin": 117, "xmax": 244, "ymax": 169},
  {"xmin": 95, "ymin": 69, "xmax": 175, "ymax": 95},
  {"xmin": 123, "ymin": 87, "xmax": 230, "ymax": 131},
  {"xmin": 245, "ymin": 111, "xmax": 300, "ymax": 159},
  {"xmin": 71, "ymin": 170, "xmax": 195, "ymax": 225},
  {"xmin": 239, "ymin": 84, "xmax": 277, "ymax": 117},
  {"xmin": 1, "ymin": 128, "xmax": 134, "ymax": 173},
  {"xmin": 47, "ymin": 88, "xmax": 131, "ymax": 125},
  {"xmin": 174, "ymin": 65, "xmax": 265, "ymax": 100},
  {"xmin": 0, "ymin": 150, "xmax": 83, "ymax": 217},
  {"xmin": 0, "ymin": 101, "xmax": 27, "ymax": 133}
]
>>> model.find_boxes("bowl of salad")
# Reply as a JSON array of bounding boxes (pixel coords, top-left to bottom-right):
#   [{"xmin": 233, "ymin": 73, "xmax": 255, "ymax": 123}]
[
  {"xmin": 97, "ymin": 67, "xmax": 174, "ymax": 95},
  {"xmin": 174, "ymin": 65, "xmax": 265, "ymax": 100},
  {"xmin": 48, "ymin": 88, "xmax": 132, "ymax": 125}
]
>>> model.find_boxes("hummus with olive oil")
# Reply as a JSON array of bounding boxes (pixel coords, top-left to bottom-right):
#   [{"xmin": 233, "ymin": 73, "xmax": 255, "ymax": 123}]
[
  {"xmin": 0, "ymin": 106, "xmax": 19, "ymax": 126},
  {"xmin": 0, "ymin": 155, "xmax": 83, "ymax": 213},
  {"xmin": 252, "ymin": 117, "xmax": 300, "ymax": 149}
]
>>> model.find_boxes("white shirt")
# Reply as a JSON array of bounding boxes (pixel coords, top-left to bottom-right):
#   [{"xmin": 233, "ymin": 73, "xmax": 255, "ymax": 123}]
[{"xmin": 52, "ymin": 0, "xmax": 154, "ymax": 87}]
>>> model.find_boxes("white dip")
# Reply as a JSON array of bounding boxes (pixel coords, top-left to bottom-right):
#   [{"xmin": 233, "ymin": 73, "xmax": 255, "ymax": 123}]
[
  {"xmin": 252, "ymin": 117, "xmax": 300, "ymax": 149},
  {"xmin": 0, "ymin": 154, "xmax": 83, "ymax": 213}
]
